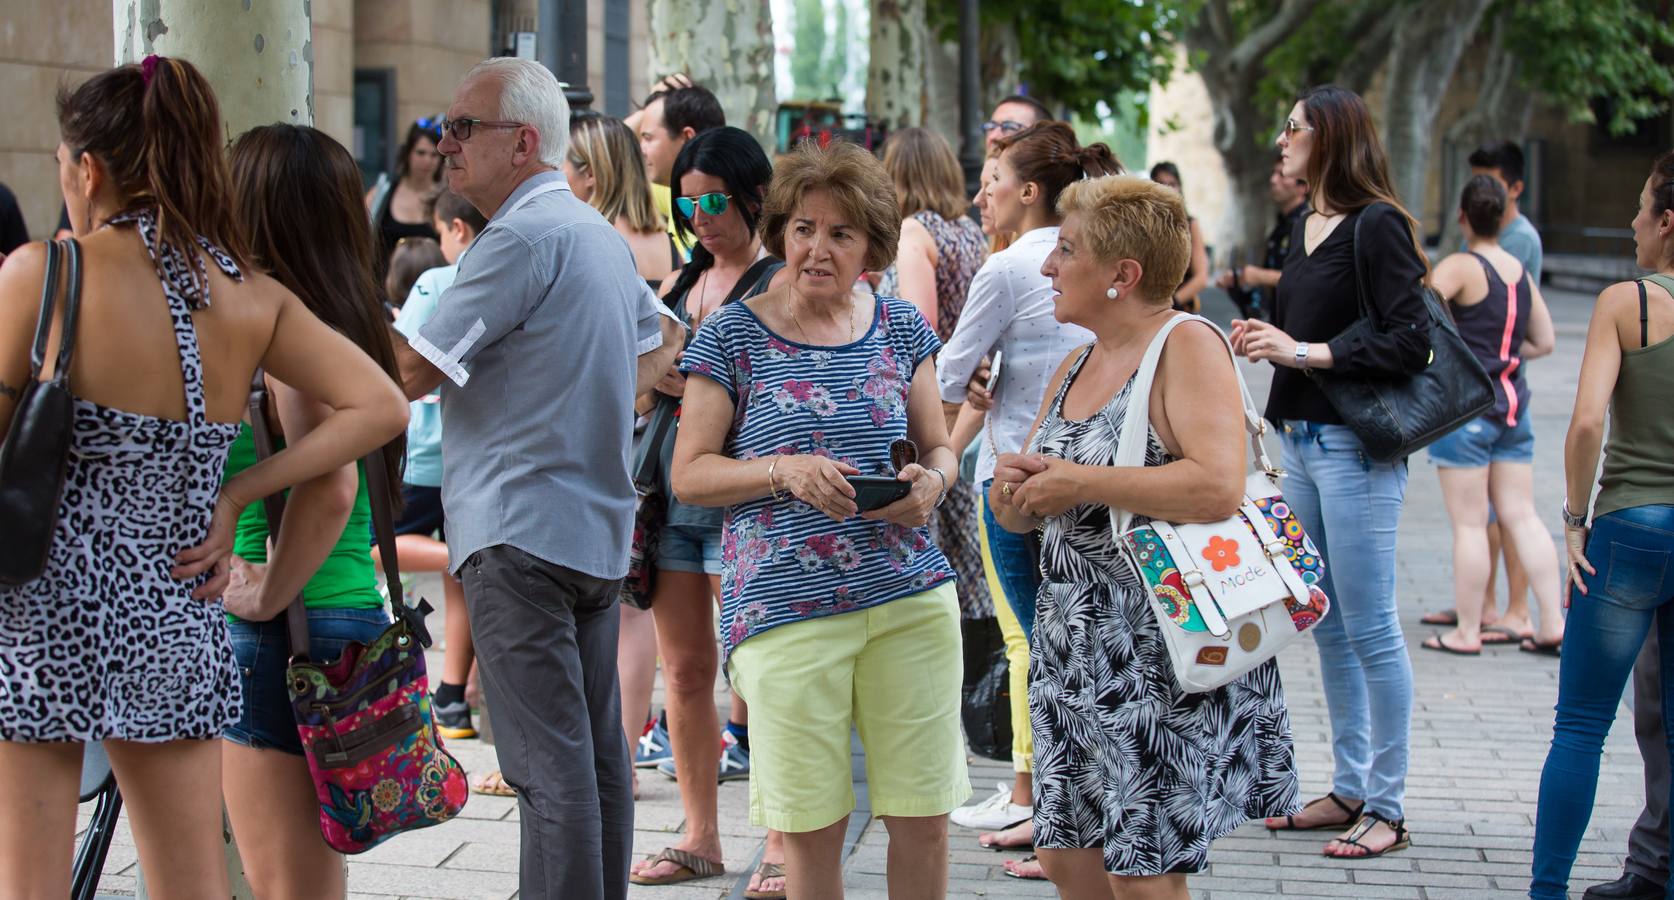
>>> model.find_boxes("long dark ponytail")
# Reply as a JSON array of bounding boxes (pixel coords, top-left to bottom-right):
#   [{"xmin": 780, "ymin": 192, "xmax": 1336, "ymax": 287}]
[
  {"xmin": 229, "ymin": 124, "xmax": 406, "ymax": 510},
  {"xmin": 665, "ymin": 127, "xmax": 774, "ymax": 303},
  {"xmin": 57, "ymin": 56, "xmax": 251, "ymax": 275}
]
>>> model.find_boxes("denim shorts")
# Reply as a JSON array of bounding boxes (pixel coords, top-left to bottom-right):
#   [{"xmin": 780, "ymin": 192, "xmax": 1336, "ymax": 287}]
[
  {"xmin": 656, "ymin": 523, "xmax": 723, "ymax": 576},
  {"xmin": 224, "ymin": 607, "xmax": 391, "ymax": 755},
  {"xmin": 1427, "ymin": 413, "xmax": 1536, "ymax": 468}
]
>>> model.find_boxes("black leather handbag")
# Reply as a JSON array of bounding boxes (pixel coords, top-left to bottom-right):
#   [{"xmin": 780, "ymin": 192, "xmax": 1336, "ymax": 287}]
[
  {"xmin": 1310, "ymin": 206, "xmax": 1493, "ymax": 462},
  {"xmin": 0, "ymin": 239, "xmax": 84, "ymax": 586}
]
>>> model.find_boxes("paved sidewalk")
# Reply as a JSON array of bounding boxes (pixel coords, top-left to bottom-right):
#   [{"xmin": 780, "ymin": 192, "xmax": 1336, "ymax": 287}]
[{"xmin": 83, "ymin": 286, "xmax": 1645, "ymax": 898}]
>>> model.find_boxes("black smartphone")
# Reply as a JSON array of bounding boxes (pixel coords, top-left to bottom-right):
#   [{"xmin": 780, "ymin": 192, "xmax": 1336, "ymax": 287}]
[{"xmin": 846, "ymin": 475, "xmax": 912, "ymax": 512}]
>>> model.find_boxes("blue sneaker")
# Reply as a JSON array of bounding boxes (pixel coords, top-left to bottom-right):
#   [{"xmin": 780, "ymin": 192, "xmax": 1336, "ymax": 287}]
[
  {"xmin": 655, "ymin": 731, "xmax": 751, "ymax": 783},
  {"xmin": 634, "ymin": 717, "xmax": 672, "ymax": 769}
]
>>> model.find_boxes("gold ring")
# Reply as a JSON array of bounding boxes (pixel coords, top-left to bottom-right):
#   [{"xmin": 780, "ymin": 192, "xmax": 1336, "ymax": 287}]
[{"xmin": 1002, "ymin": 482, "xmax": 1014, "ymax": 497}]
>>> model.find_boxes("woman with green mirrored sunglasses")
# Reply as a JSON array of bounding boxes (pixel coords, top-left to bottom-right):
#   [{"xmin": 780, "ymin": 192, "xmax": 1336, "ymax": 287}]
[{"xmin": 675, "ymin": 191, "xmax": 732, "ymax": 220}]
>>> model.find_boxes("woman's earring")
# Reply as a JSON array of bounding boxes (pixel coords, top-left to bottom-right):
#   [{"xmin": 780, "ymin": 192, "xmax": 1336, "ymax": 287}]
[{"xmin": 1106, "ymin": 287, "xmax": 1119, "ymax": 300}]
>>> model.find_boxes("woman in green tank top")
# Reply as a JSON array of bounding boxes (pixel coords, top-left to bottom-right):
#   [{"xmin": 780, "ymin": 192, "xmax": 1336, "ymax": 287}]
[
  {"xmin": 218, "ymin": 125, "xmax": 411, "ymax": 900},
  {"xmin": 1531, "ymin": 151, "xmax": 1674, "ymax": 898}
]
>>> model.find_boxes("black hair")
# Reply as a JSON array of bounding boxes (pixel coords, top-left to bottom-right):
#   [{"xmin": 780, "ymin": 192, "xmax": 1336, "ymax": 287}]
[
  {"xmin": 427, "ymin": 190, "xmax": 487, "ymax": 236},
  {"xmin": 657, "ymin": 85, "xmax": 726, "ymax": 137},
  {"xmin": 666, "ymin": 126, "xmax": 773, "ymax": 302},
  {"xmin": 1150, "ymin": 161, "xmax": 1182, "ymax": 187},
  {"xmin": 1460, "ymin": 173, "xmax": 1507, "ymax": 238},
  {"xmin": 1467, "ymin": 140, "xmax": 1526, "ymax": 187},
  {"xmin": 995, "ymin": 94, "xmax": 1052, "ymax": 124}
]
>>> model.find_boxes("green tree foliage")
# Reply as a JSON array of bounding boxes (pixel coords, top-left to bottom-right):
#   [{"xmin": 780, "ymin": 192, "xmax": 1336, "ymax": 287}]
[
  {"xmin": 1500, "ymin": 0, "xmax": 1674, "ymax": 135},
  {"xmin": 925, "ymin": 0, "xmax": 1182, "ymax": 121},
  {"xmin": 790, "ymin": 0, "xmax": 850, "ymax": 101}
]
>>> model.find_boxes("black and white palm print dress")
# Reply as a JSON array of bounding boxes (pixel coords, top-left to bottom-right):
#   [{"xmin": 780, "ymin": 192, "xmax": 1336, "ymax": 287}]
[
  {"xmin": 0, "ymin": 209, "xmax": 244, "ymax": 742},
  {"xmin": 1028, "ymin": 345, "xmax": 1300, "ymax": 876}
]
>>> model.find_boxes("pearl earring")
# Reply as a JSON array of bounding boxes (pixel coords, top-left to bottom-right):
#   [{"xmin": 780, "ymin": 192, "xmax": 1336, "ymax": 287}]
[{"xmin": 1106, "ymin": 287, "xmax": 1119, "ymax": 300}]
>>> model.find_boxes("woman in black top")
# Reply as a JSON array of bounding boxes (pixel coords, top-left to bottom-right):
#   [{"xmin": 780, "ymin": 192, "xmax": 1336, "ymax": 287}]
[
  {"xmin": 1232, "ymin": 84, "xmax": 1430, "ymax": 861},
  {"xmin": 365, "ymin": 120, "xmax": 443, "ymax": 281}
]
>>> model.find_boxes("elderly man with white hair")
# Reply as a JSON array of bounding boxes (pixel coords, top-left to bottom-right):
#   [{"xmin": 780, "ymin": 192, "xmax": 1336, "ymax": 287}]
[{"xmin": 395, "ymin": 57, "xmax": 683, "ymax": 899}]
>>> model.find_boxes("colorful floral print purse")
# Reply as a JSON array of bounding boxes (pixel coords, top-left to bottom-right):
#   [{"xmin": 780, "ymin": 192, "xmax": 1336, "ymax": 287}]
[
  {"xmin": 247, "ymin": 386, "xmax": 469, "ymax": 853},
  {"xmin": 1113, "ymin": 315, "xmax": 1331, "ymax": 693}
]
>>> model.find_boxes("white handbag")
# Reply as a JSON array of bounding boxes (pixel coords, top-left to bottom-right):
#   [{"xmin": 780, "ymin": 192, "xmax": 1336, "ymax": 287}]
[{"xmin": 1112, "ymin": 314, "xmax": 1330, "ymax": 693}]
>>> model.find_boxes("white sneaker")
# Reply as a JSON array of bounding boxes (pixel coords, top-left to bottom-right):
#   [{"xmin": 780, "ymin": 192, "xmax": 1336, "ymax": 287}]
[{"xmin": 949, "ymin": 782, "xmax": 1032, "ymax": 830}]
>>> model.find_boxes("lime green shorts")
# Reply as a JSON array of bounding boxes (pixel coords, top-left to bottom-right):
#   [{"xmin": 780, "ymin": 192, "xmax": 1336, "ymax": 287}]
[{"xmin": 728, "ymin": 581, "xmax": 972, "ymax": 833}]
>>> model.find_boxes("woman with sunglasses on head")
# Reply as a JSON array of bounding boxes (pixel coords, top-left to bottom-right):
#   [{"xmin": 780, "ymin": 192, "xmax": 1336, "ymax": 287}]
[
  {"xmin": 365, "ymin": 118, "xmax": 444, "ymax": 282},
  {"xmin": 0, "ymin": 57, "xmax": 407, "ymax": 898},
  {"xmin": 672, "ymin": 138, "xmax": 966, "ymax": 900},
  {"xmin": 629, "ymin": 125, "xmax": 791, "ymax": 897},
  {"xmin": 1232, "ymin": 85, "xmax": 1432, "ymax": 860},
  {"xmin": 219, "ymin": 123, "xmax": 413, "ymax": 900},
  {"xmin": 566, "ymin": 113, "xmax": 678, "ymax": 291}
]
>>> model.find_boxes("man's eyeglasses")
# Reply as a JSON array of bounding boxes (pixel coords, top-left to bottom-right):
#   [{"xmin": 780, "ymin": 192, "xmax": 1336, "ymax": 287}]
[
  {"xmin": 436, "ymin": 117, "xmax": 526, "ymax": 142},
  {"xmin": 981, "ymin": 120, "xmax": 1026, "ymax": 135},
  {"xmin": 675, "ymin": 192, "xmax": 732, "ymax": 219},
  {"xmin": 1281, "ymin": 118, "xmax": 1315, "ymax": 137}
]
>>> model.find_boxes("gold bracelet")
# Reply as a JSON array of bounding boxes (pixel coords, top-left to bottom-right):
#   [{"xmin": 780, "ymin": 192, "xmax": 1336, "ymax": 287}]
[{"xmin": 767, "ymin": 457, "xmax": 785, "ymax": 501}]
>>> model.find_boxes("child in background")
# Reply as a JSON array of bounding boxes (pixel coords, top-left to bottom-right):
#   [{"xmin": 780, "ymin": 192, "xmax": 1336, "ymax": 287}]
[
  {"xmin": 383, "ymin": 235, "xmax": 446, "ymax": 317},
  {"xmin": 384, "ymin": 191, "xmax": 487, "ymax": 743}
]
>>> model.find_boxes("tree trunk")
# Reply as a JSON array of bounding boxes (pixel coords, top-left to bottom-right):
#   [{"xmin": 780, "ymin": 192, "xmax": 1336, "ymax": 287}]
[
  {"xmin": 1437, "ymin": 16, "xmax": 1536, "ymax": 249},
  {"xmin": 924, "ymin": 36, "xmax": 962, "ymax": 149},
  {"xmin": 866, "ymin": 0, "xmax": 928, "ymax": 131},
  {"xmin": 979, "ymin": 21, "xmax": 1020, "ymax": 112},
  {"xmin": 1381, "ymin": 0, "xmax": 1494, "ymax": 233},
  {"xmin": 115, "ymin": 0, "xmax": 313, "ymax": 141},
  {"xmin": 647, "ymin": 0, "xmax": 778, "ymax": 149}
]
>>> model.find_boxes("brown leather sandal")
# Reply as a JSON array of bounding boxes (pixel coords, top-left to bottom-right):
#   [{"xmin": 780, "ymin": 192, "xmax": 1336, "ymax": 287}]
[
  {"xmin": 1266, "ymin": 791, "xmax": 1364, "ymax": 831},
  {"xmin": 628, "ymin": 847, "xmax": 726, "ymax": 885},
  {"xmin": 742, "ymin": 861, "xmax": 787, "ymax": 899},
  {"xmin": 1324, "ymin": 811, "xmax": 1411, "ymax": 859}
]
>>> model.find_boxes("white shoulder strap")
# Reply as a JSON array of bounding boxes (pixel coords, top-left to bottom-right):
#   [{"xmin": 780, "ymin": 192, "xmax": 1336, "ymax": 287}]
[{"xmin": 1112, "ymin": 313, "xmax": 1277, "ymax": 534}]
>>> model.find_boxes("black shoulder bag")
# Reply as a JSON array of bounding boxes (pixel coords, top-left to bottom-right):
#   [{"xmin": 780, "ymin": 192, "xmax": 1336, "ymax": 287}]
[
  {"xmin": 1309, "ymin": 206, "xmax": 1493, "ymax": 462},
  {"xmin": 0, "ymin": 239, "xmax": 84, "ymax": 586}
]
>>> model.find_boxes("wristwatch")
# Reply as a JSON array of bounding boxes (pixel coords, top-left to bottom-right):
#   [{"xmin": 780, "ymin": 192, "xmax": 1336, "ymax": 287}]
[
  {"xmin": 1294, "ymin": 342, "xmax": 1310, "ymax": 368},
  {"xmin": 1562, "ymin": 501, "xmax": 1588, "ymax": 529}
]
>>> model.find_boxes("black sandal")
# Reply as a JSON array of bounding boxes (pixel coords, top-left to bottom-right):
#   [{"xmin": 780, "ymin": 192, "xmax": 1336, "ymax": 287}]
[
  {"xmin": 1324, "ymin": 811, "xmax": 1411, "ymax": 859},
  {"xmin": 1266, "ymin": 791, "xmax": 1364, "ymax": 831}
]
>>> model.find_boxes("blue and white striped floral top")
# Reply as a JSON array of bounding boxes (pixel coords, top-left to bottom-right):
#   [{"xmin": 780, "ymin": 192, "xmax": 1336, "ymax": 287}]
[{"xmin": 680, "ymin": 296, "xmax": 955, "ymax": 658}]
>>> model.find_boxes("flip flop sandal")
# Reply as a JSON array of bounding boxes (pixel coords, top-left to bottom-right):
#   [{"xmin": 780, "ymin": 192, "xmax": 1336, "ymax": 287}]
[
  {"xmin": 978, "ymin": 818, "xmax": 1034, "ymax": 851},
  {"xmin": 1002, "ymin": 854, "xmax": 1048, "ymax": 880},
  {"xmin": 1420, "ymin": 609, "xmax": 1459, "ymax": 626},
  {"xmin": 1267, "ymin": 791, "xmax": 1364, "ymax": 832},
  {"xmin": 1480, "ymin": 625, "xmax": 1526, "ymax": 645},
  {"xmin": 628, "ymin": 847, "xmax": 726, "ymax": 886},
  {"xmin": 742, "ymin": 861, "xmax": 787, "ymax": 900},
  {"xmin": 1420, "ymin": 633, "xmax": 1481, "ymax": 656},
  {"xmin": 1324, "ymin": 811, "xmax": 1410, "ymax": 860},
  {"xmin": 1520, "ymin": 638, "xmax": 1562, "ymax": 657},
  {"xmin": 469, "ymin": 770, "xmax": 517, "ymax": 797}
]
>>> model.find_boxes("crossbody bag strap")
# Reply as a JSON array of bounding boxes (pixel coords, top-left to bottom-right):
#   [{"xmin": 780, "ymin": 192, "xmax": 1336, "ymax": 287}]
[
  {"xmin": 1111, "ymin": 314, "xmax": 1275, "ymax": 535},
  {"xmin": 362, "ymin": 445, "xmax": 435, "ymax": 647},
  {"xmin": 50, "ymin": 240, "xmax": 83, "ymax": 385},
  {"xmin": 1349, "ymin": 204, "xmax": 1379, "ymax": 329},
  {"xmin": 245, "ymin": 372, "xmax": 313, "ymax": 659}
]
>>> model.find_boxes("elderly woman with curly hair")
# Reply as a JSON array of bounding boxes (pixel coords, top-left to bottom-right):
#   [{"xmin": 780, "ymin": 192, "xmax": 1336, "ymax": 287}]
[
  {"xmin": 671, "ymin": 140, "xmax": 970, "ymax": 898},
  {"xmin": 991, "ymin": 176, "xmax": 1299, "ymax": 900}
]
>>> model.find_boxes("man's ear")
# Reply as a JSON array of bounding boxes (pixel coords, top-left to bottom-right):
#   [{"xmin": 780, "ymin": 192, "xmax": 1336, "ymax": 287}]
[
  {"xmin": 680, "ymin": 126, "xmax": 698, "ymax": 142},
  {"xmin": 1506, "ymin": 178, "xmax": 1525, "ymax": 202}
]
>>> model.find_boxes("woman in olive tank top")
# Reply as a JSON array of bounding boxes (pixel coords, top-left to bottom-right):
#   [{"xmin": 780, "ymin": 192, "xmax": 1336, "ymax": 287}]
[{"xmin": 1531, "ymin": 151, "xmax": 1674, "ymax": 899}]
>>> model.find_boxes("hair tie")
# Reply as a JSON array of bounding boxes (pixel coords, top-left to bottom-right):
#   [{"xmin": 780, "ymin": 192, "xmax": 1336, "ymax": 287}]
[{"xmin": 141, "ymin": 54, "xmax": 161, "ymax": 85}]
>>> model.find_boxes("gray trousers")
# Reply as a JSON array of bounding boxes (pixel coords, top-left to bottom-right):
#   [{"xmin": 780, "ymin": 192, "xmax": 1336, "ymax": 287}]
[
  {"xmin": 1628, "ymin": 622, "xmax": 1671, "ymax": 883},
  {"xmin": 459, "ymin": 545, "xmax": 633, "ymax": 900}
]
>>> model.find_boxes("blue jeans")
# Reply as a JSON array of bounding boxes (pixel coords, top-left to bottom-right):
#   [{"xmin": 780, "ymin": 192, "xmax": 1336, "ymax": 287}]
[
  {"xmin": 1280, "ymin": 421, "xmax": 1413, "ymax": 820},
  {"xmin": 224, "ymin": 607, "xmax": 392, "ymax": 755},
  {"xmin": 981, "ymin": 478, "xmax": 1042, "ymax": 640},
  {"xmin": 1532, "ymin": 505, "xmax": 1674, "ymax": 899}
]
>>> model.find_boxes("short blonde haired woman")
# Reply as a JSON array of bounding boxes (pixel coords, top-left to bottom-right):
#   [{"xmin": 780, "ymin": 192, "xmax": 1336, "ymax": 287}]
[
  {"xmin": 672, "ymin": 140, "xmax": 968, "ymax": 897},
  {"xmin": 565, "ymin": 113, "xmax": 677, "ymax": 288},
  {"xmin": 991, "ymin": 175, "xmax": 1299, "ymax": 900}
]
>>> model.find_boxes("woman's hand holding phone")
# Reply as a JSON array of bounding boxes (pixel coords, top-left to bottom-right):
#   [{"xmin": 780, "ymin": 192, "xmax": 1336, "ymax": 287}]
[
  {"xmin": 858, "ymin": 464, "xmax": 938, "ymax": 527},
  {"xmin": 778, "ymin": 455, "xmax": 860, "ymax": 521}
]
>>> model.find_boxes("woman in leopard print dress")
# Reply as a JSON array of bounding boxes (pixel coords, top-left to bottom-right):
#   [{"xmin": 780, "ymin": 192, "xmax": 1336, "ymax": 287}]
[
  {"xmin": 0, "ymin": 58, "xmax": 408, "ymax": 896},
  {"xmin": 990, "ymin": 176, "xmax": 1297, "ymax": 897}
]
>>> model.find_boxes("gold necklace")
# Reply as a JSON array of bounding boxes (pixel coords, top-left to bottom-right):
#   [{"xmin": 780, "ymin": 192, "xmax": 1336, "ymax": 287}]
[{"xmin": 787, "ymin": 291, "xmax": 857, "ymax": 344}]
